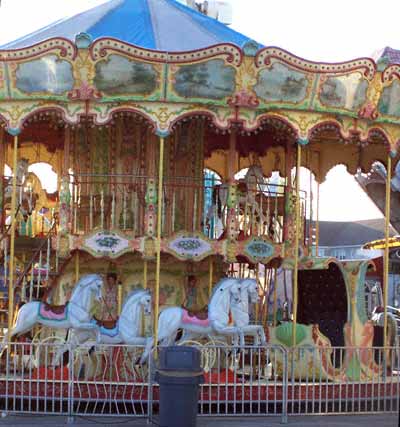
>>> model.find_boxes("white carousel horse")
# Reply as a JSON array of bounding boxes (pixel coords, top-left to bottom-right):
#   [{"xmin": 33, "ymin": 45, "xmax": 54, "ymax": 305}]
[
  {"xmin": 4, "ymin": 158, "xmax": 29, "ymax": 199},
  {"xmin": 230, "ymin": 278, "xmax": 267, "ymax": 345},
  {"xmin": 263, "ymin": 267, "xmax": 292, "ymax": 321},
  {"xmin": 4, "ymin": 159, "xmax": 37, "ymax": 216},
  {"xmin": 53, "ymin": 289, "xmax": 152, "ymax": 365},
  {"xmin": 0, "ymin": 274, "xmax": 103, "ymax": 352},
  {"xmin": 371, "ymin": 306, "xmax": 400, "ymax": 370},
  {"xmin": 179, "ymin": 278, "xmax": 267, "ymax": 346},
  {"xmin": 371, "ymin": 307, "xmax": 399, "ymax": 347},
  {"xmin": 140, "ymin": 277, "xmax": 243, "ymax": 364},
  {"xmin": 205, "ymin": 165, "xmax": 265, "ymax": 235}
]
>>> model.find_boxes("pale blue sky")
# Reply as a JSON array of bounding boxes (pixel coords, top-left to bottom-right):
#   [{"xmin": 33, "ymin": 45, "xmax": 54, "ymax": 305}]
[{"xmin": 0, "ymin": 0, "xmax": 393, "ymax": 220}]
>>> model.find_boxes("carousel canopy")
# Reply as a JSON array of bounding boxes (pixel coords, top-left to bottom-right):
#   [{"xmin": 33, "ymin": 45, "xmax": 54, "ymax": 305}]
[{"xmin": 1, "ymin": 0, "xmax": 258, "ymax": 51}]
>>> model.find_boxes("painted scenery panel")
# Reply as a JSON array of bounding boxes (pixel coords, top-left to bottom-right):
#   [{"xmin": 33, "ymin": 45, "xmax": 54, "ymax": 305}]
[
  {"xmin": 0, "ymin": 63, "xmax": 7, "ymax": 98},
  {"xmin": 378, "ymin": 81, "xmax": 400, "ymax": 117},
  {"xmin": 15, "ymin": 55, "xmax": 74, "ymax": 95},
  {"xmin": 319, "ymin": 74, "xmax": 368, "ymax": 110},
  {"xmin": 94, "ymin": 54, "xmax": 158, "ymax": 96},
  {"xmin": 254, "ymin": 63, "xmax": 309, "ymax": 103},
  {"xmin": 173, "ymin": 59, "xmax": 235, "ymax": 100}
]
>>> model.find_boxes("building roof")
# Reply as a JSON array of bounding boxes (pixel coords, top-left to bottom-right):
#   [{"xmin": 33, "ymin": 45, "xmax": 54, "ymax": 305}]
[
  {"xmin": 1, "ymin": 0, "xmax": 259, "ymax": 51},
  {"xmin": 376, "ymin": 46, "xmax": 400, "ymax": 64},
  {"xmin": 317, "ymin": 219, "xmax": 396, "ymax": 247}
]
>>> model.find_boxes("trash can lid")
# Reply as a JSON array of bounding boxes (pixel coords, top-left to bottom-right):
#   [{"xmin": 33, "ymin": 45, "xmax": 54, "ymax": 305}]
[{"xmin": 159, "ymin": 346, "xmax": 201, "ymax": 371}]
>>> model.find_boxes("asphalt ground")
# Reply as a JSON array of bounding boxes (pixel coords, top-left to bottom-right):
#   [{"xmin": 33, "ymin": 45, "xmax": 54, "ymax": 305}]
[{"xmin": 0, "ymin": 414, "xmax": 396, "ymax": 427}]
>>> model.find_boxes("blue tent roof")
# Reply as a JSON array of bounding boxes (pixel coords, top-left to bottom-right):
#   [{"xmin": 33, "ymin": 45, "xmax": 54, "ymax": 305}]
[{"xmin": 2, "ymin": 0, "xmax": 259, "ymax": 51}]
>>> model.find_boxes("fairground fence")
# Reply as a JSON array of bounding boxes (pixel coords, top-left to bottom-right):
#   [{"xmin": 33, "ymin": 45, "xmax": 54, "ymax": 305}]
[{"xmin": 0, "ymin": 342, "xmax": 398, "ymax": 423}]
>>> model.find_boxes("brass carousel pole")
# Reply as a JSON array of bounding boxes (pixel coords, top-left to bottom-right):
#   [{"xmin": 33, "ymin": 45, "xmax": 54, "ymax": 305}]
[
  {"xmin": 315, "ymin": 182, "xmax": 320, "ymax": 256},
  {"xmin": 141, "ymin": 260, "xmax": 148, "ymax": 336},
  {"xmin": 272, "ymin": 268, "xmax": 278, "ymax": 327},
  {"xmin": 153, "ymin": 136, "xmax": 165, "ymax": 354},
  {"xmin": 292, "ymin": 142, "xmax": 302, "ymax": 348},
  {"xmin": 8, "ymin": 131, "xmax": 19, "ymax": 334},
  {"xmin": 208, "ymin": 257, "xmax": 213, "ymax": 297},
  {"xmin": 383, "ymin": 155, "xmax": 392, "ymax": 350},
  {"xmin": 74, "ymin": 251, "xmax": 80, "ymax": 283},
  {"xmin": 143, "ymin": 260, "xmax": 148, "ymax": 290}
]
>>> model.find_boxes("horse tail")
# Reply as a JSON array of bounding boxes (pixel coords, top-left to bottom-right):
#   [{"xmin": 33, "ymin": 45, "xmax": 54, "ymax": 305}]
[{"xmin": 0, "ymin": 330, "xmax": 9, "ymax": 355}]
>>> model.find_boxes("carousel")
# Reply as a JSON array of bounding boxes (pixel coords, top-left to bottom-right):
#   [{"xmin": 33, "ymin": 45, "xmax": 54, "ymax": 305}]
[{"xmin": 0, "ymin": 0, "xmax": 398, "ymax": 417}]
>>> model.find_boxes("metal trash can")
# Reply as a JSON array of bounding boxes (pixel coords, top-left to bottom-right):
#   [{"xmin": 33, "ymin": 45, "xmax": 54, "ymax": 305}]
[{"xmin": 155, "ymin": 346, "xmax": 204, "ymax": 427}]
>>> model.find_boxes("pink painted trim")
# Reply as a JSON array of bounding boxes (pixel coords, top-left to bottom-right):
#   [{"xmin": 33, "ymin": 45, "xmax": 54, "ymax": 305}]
[
  {"xmin": 39, "ymin": 304, "xmax": 66, "ymax": 321},
  {"xmin": 182, "ymin": 309, "xmax": 209, "ymax": 327}
]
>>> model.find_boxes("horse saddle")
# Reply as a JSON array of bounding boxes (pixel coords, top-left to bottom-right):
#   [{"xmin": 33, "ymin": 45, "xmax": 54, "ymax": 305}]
[
  {"xmin": 182, "ymin": 306, "xmax": 208, "ymax": 320},
  {"xmin": 94, "ymin": 318, "xmax": 118, "ymax": 329},
  {"xmin": 43, "ymin": 302, "xmax": 68, "ymax": 315}
]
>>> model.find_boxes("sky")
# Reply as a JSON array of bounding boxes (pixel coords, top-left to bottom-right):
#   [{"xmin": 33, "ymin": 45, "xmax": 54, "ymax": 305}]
[{"xmin": 0, "ymin": 0, "xmax": 393, "ymax": 221}]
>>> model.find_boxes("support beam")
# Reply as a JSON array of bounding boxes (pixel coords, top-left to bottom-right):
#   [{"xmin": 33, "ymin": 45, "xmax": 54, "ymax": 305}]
[
  {"xmin": 153, "ymin": 136, "xmax": 165, "ymax": 354},
  {"xmin": 315, "ymin": 182, "xmax": 320, "ymax": 256},
  {"xmin": 74, "ymin": 251, "xmax": 80, "ymax": 284},
  {"xmin": 8, "ymin": 133, "xmax": 19, "ymax": 333},
  {"xmin": 208, "ymin": 257, "xmax": 213, "ymax": 297},
  {"xmin": 383, "ymin": 155, "xmax": 392, "ymax": 349},
  {"xmin": 227, "ymin": 129, "xmax": 237, "ymax": 181},
  {"xmin": 292, "ymin": 143, "xmax": 301, "ymax": 348}
]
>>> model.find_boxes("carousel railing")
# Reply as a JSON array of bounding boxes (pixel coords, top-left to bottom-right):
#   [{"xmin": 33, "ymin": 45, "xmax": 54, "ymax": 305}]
[
  {"xmin": 68, "ymin": 174, "xmax": 309, "ymax": 243},
  {"xmin": 69, "ymin": 173, "xmax": 148, "ymax": 235},
  {"xmin": 15, "ymin": 221, "xmax": 58, "ymax": 303},
  {"xmin": 0, "ymin": 341, "xmax": 398, "ymax": 419},
  {"xmin": 0, "ymin": 221, "xmax": 58, "ymax": 333}
]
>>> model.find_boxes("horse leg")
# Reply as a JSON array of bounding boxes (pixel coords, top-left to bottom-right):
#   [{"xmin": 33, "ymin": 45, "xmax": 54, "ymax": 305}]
[
  {"xmin": 212, "ymin": 321, "xmax": 244, "ymax": 347},
  {"xmin": 177, "ymin": 329, "xmax": 198, "ymax": 344},
  {"xmin": 8, "ymin": 306, "xmax": 37, "ymax": 343},
  {"xmin": 259, "ymin": 327, "xmax": 267, "ymax": 346},
  {"xmin": 140, "ymin": 337, "xmax": 154, "ymax": 365}
]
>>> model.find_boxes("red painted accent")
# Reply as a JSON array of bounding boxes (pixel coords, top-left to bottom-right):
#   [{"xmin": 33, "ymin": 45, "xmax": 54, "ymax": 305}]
[
  {"xmin": 0, "ymin": 37, "xmax": 77, "ymax": 61},
  {"xmin": 358, "ymin": 101, "xmax": 379, "ymax": 120},
  {"xmin": 227, "ymin": 90, "xmax": 260, "ymax": 109},
  {"xmin": 67, "ymin": 81, "xmax": 102, "ymax": 102}
]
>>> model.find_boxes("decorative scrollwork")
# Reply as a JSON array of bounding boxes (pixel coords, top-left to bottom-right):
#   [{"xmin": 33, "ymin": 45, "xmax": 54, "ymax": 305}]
[
  {"xmin": 90, "ymin": 38, "xmax": 242, "ymax": 66},
  {"xmin": 0, "ymin": 37, "xmax": 77, "ymax": 61},
  {"xmin": 255, "ymin": 47, "xmax": 376, "ymax": 80},
  {"xmin": 382, "ymin": 64, "xmax": 400, "ymax": 83}
]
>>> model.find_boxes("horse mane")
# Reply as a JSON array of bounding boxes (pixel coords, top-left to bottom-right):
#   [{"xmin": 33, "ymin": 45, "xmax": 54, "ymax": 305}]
[
  {"xmin": 70, "ymin": 274, "xmax": 101, "ymax": 299},
  {"xmin": 240, "ymin": 278, "xmax": 257, "ymax": 288},
  {"xmin": 210, "ymin": 277, "xmax": 237, "ymax": 300},
  {"xmin": 121, "ymin": 288, "xmax": 149, "ymax": 312}
]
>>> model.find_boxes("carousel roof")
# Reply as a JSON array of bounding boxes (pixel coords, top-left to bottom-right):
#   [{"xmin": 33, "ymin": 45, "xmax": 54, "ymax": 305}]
[{"xmin": 1, "ymin": 0, "xmax": 258, "ymax": 51}]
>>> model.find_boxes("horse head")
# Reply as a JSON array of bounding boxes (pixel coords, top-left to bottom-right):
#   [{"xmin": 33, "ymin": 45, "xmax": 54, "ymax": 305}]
[
  {"xmin": 229, "ymin": 281, "xmax": 242, "ymax": 305},
  {"xmin": 241, "ymin": 278, "xmax": 260, "ymax": 304},
  {"xmin": 79, "ymin": 273, "xmax": 103, "ymax": 302},
  {"xmin": 141, "ymin": 290, "xmax": 152, "ymax": 315},
  {"xmin": 16, "ymin": 158, "xmax": 29, "ymax": 185}
]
